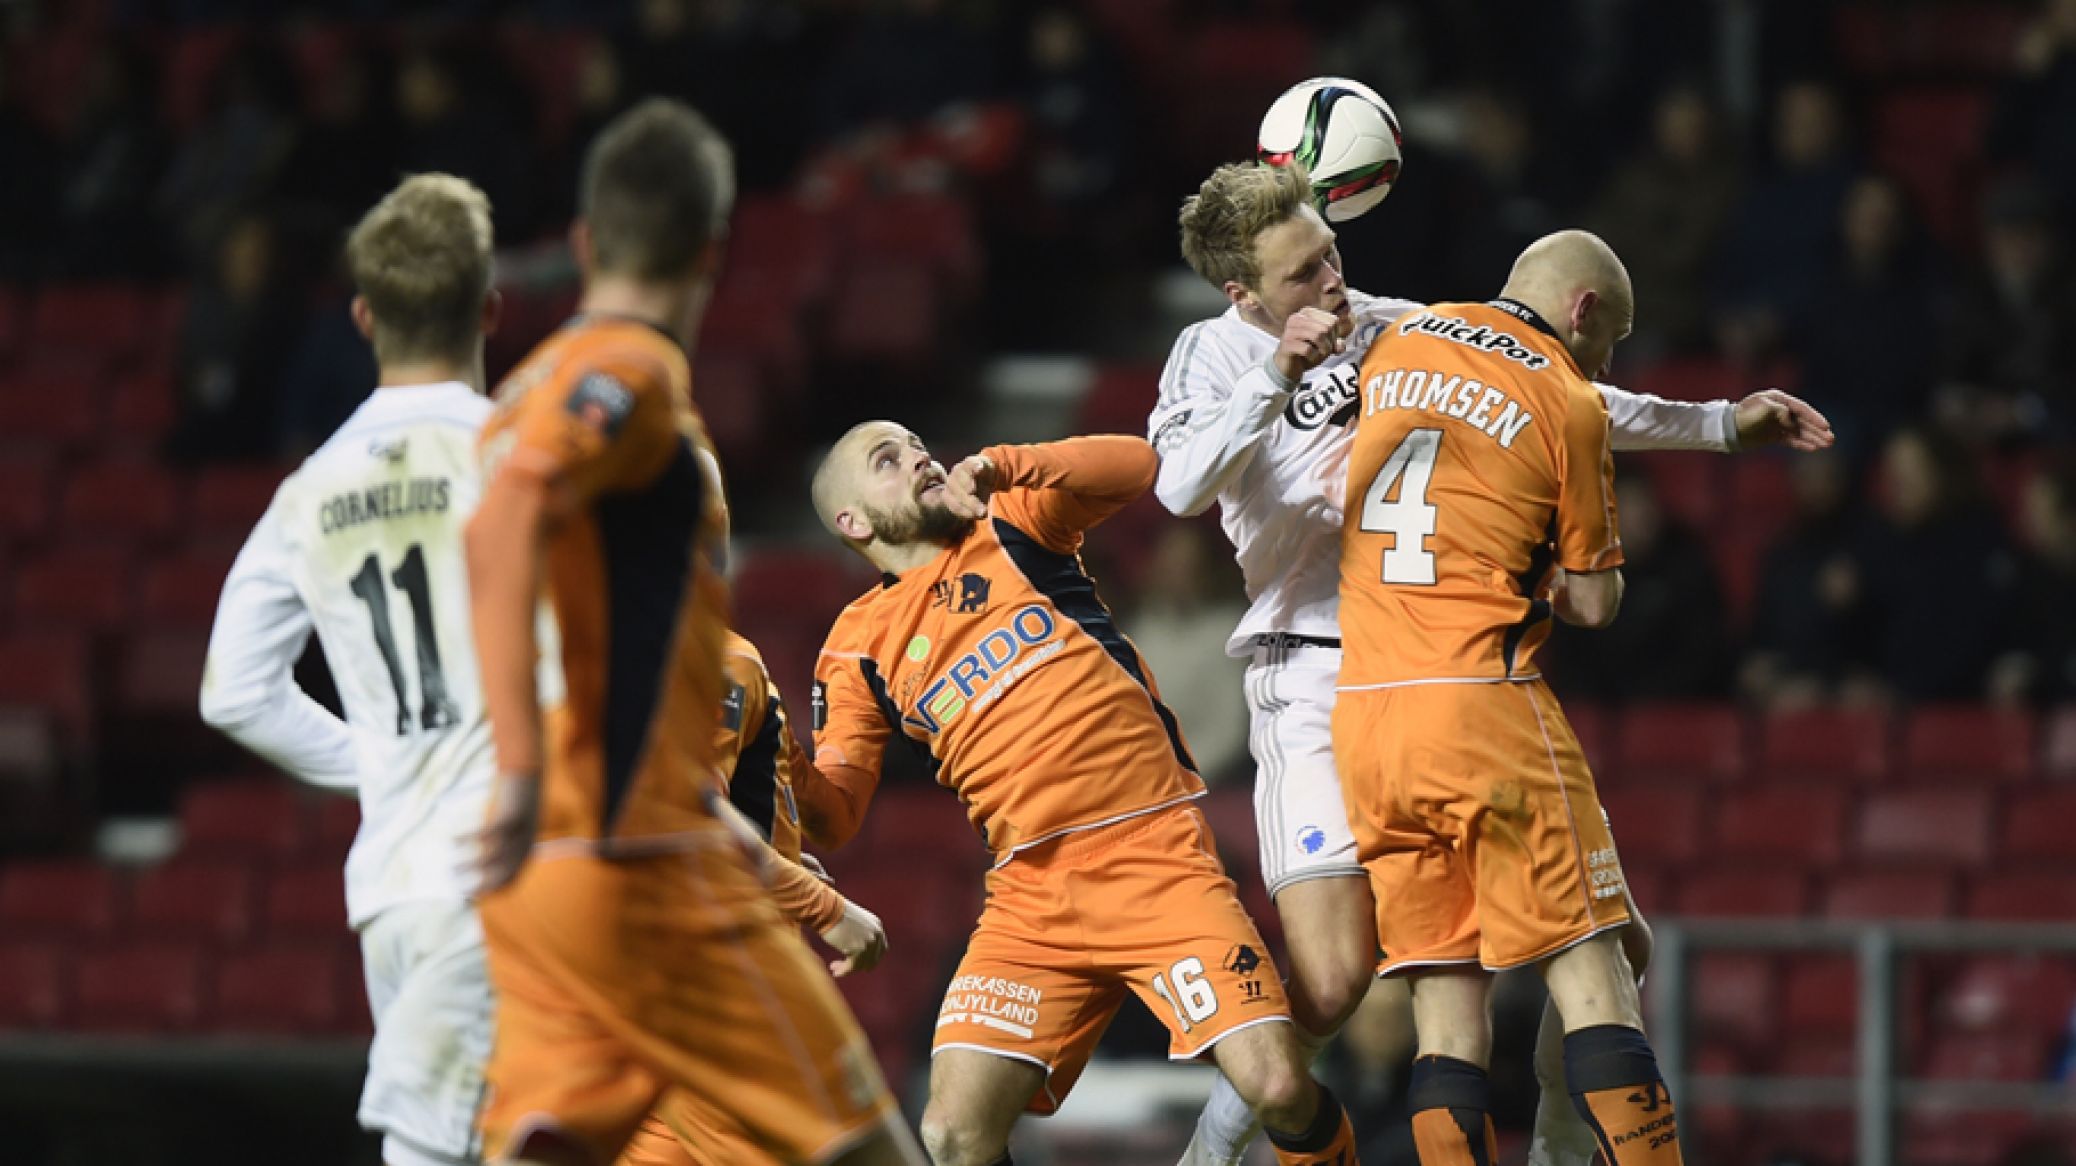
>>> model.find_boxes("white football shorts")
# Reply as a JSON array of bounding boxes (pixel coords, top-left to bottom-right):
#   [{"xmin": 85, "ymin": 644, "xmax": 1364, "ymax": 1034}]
[
  {"xmin": 358, "ymin": 898, "xmax": 494, "ymax": 1166},
  {"xmin": 1246, "ymin": 635, "xmax": 1366, "ymax": 896}
]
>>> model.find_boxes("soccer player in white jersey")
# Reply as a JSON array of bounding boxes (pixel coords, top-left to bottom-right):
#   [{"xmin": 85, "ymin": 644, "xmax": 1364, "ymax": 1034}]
[
  {"xmin": 1148, "ymin": 161, "xmax": 1833, "ymax": 1166},
  {"xmin": 200, "ymin": 173, "xmax": 506, "ymax": 1166}
]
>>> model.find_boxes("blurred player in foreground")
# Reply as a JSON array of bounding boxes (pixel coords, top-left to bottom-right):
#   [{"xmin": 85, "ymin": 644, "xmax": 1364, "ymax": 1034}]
[
  {"xmin": 802, "ymin": 426, "xmax": 1359, "ymax": 1166},
  {"xmin": 202, "ymin": 173, "xmax": 504, "ymax": 1166},
  {"xmin": 1148, "ymin": 160, "xmax": 1832, "ymax": 1166},
  {"xmin": 464, "ymin": 98, "xmax": 922, "ymax": 1166},
  {"xmin": 1337, "ymin": 230, "xmax": 1677, "ymax": 1164}
]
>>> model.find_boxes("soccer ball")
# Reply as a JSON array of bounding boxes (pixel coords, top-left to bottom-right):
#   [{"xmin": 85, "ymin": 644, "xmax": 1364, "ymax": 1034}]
[{"xmin": 1257, "ymin": 77, "xmax": 1403, "ymax": 223}]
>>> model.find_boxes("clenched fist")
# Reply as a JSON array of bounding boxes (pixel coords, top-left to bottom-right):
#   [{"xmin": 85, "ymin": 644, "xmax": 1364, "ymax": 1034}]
[{"xmin": 1273, "ymin": 307, "xmax": 1354, "ymax": 383}]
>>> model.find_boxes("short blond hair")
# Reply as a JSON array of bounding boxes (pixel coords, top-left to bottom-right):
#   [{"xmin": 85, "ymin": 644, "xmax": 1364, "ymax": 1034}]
[
  {"xmin": 1178, "ymin": 161, "xmax": 1312, "ymax": 290},
  {"xmin": 345, "ymin": 173, "xmax": 494, "ymax": 364}
]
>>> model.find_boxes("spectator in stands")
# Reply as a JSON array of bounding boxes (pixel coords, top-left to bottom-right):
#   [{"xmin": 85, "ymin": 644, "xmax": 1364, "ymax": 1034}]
[
  {"xmin": 1120, "ymin": 523, "xmax": 1250, "ymax": 785},
  {"xmin": 619, "ymin": 0, "xmax": 823, "ymax": 191},
  {"xmin": 166, "ymin": 212, "xmax": 299, "ymax": 464},
  {"xmin": 1846, "ymin": 426, "xmax": 2018, "ymax": 704},
  {"xmin": 1942, "ymin": 175, "xmax": 2076, "ymax": 442},
  {"xmin": 276, "ymin": 41, "xmax": 401, "ymax": 241},
  {"xmin": 1442, "ymin": 86, "xmax": 1574, "ymax": 289},
  {"xmin": 1016, "ymin": 5, "xmax": 1128, "ymax": 218},
  {"xmin": 1551, "ymin": 474, "xmax": 1733, "ymax": 702},
  {"xmin": 1990, "ymin": 0, "xmax": 2076, "ymax": 218},
  {"xmin": 1991, "ymin": 459, "xmax": 2076, "ymax": 706},
  {"xmin": 276, "ymin": 280, "xmax": 379, "ymax": 459},
  {"xmin": 1713, "ymin": 79, "xmax": 1859, "ymax": 365},
  {"xmin": 1742, "ymin": 450, "xmax": 1864, "ymax": 709},
  {"xmin": 393, "ymin": 39, "xmax": 534, "ymax": 240},
  {"xmin": 1588, "ymin": 83, "xmax": 1741, "ymax": 357},
  {"xmin": 814, "ymin": 0, "xmax": 998, "ymax": 142},
  {"xmin": 155, "ymin": 37, "xmax": 299, "ymax": 267},
  {"xmin": 1794, "ymin": 174, "xmax": 1943, "ymax": 456},
  {"xmin": 50, "ymin": 35, "xmax": 168, "ymax": 277}
]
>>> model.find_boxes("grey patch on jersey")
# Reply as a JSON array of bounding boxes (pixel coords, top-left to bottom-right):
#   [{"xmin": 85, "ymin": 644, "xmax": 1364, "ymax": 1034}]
[
  {"xmin": 566, "ymin": 371, "xmax": 636, "ymax": 437},
  {"xmin": 368, "ymin": 435, "xmax": 409, "ymax": 462},
  {"xmin": 1152, "ymin": 408, "xmax": 1194, "ymax": 452}
]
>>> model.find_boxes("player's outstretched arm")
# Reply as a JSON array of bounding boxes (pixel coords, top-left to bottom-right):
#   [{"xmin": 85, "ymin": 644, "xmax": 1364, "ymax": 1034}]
[
  {"xmin": 1733, "ymin": 388, "xmax": 1835, "ymax": 451},
  {"xmin": 1598, "ymin": 383, "xmax": 1835, "ymax": 454},
  {"xmin": 960, "ymin": 435, "xmax": 1158, "ymax": 542},
  {"xmin": 463, "ymin": 467, "xmax": 548, "ymax": 894},
  {"xmin": 200, "ymin": 503, "xmax": 357, "ymax": 792}
]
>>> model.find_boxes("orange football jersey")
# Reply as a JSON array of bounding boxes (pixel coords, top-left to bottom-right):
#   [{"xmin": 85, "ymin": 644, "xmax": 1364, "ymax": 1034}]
[
  {"xmin": 480, "ymin": 315, "xmax": 735, "ymax": 851},
  {"xmin": 1338, "ymin": 299, "xmax": 1623, "ymax": 689},
  {"xmin": 716, "ymin": 631, "xmax": 806, "ymax": 863},
  {"xmin": 813, "ymin": 438, "xmax": 1204, "ymax": 859}
]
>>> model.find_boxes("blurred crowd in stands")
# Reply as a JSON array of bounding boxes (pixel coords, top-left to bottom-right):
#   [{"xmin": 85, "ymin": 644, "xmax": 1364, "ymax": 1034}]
[{"xmin": 4, "ymin": 0, "xmax": 2076, "ymax": 774}]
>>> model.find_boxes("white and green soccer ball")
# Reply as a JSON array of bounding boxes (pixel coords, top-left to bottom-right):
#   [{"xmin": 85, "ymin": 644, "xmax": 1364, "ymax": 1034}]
[{"xmin": 1257, "ymin": 77, "xmax": 1403, "ymax": 222}]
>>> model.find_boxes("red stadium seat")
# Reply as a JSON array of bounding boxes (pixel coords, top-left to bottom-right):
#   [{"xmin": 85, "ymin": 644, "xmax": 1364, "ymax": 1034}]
[
  {"xmin": 826, "ymin": 262, "xmax": 939, "ymax": 367},
  {"xmin": 731, "ymin": 548, "xmax": 872, "ymax": 630},
  {"xmin": 2043, "ymin": 703, "xmax": 2076, "ymax": 777},
  {"xmin": 116, "ymin": 630, "xmax": 210, "ymax": 718},
  {"xmin": 1077, "ymin": 363, "xmax": 1162, "ymax": 438},
  {"xmin": 1757, "ymin": 707, "xmax": 1892, "ymax": 783},
  {"xmin": 12, "ymin": 545, "xmax": 133, "ymax": 631},
  {"xmin": 0, "ymin": 705, "xmax": 58, "ymax": 783},
  {"xmin": 190, "ymin": 466, "xmax": 286, "ymax": 541},
  {"xmin": 29, "ymin": 283, "xmax": 150, "ymax": 359},
  {"xmin": 0, "ymin": 450, "xmax": 56, "ymax": 543},
  {"xmin": 0, "ymin": 859, "xmax": 119, "ymax": 936},
  {"xmin": 1565, "ymin": 702, "xmax": 1613, "ymax": 774},
  {"xmin": 75, "ymin": 941, "xmax": 207, "ymax": 1032},
  {"xmin": 0, "ymin": 631, "xmax": 93, "ymax": 740},
  {"xmin": 214, "ymin": 943, "xmax": 344, "ymax": 1034},
  {"xmin": 689, "ymin": 351, "xmax": 763, "ymax": 454},
  {"xmin": 0, "ymin": 374, "xmax": 101, "ymax": 449},
  {"xmin": 1716, "ymin": 784, "xmax": 1848, "ymax": 866},
  {"xmin": 1597, "ymin": 785, "xmax": 1703, "ymax": 866},
  {"xmin": 179, "ymin": 780, "xmax": 309, "ymax": 858},
  {"xmin": 1967, "ymin": 870, "xmax": 2076, "ymax": 922},
  {"xmin": 1822, "ymin": 869, "xmax": 1956, "ymax": 920},
  {"xmin": 1692, "ymin": 953, "xmax": 1779, "ymax": 1045},
  {"xmin": 1782, "ymin": 955, "xmax": 1858, "ymax": 1037},
  {"xmin": 1613, "ymin": 703, "xmax": 1745, "ymax": 783},
  {"xmin": 1675, "ymin": 866, "xmax": 1811, "ymax": 918},
  {"xmin": 0, "ymin": 941, "xmax": 65, "ymax": 1029},
  {"xmin": 1919, "ymin": 1031, "xmax": 2049, "ymax": 1081},
  {"xmin": 1631, "ymin": 357, "xmax": 1742, "ymax": 403},
  {"xmin": 312, "ymin": 796, "xmax": 359, "ymax": 865},
  {"xmin": 1728, "ymin": 456, "xmax": 1797, "ymax": 549},
  {"xmin": 1902, "ymin": 1106, "xmax": 2036, "ymax": 1166},
  {"xmin": 265, "ymin": 864, "xmax": 347, "ymax": 938},
  {"xmin": 140, "ymin": 548, "xmax": 235, "ymax": 629},
  {"xmin": 1901, "ymin": 706, "xmax": 2035, "ymax": 782},
  {"xmin": 0, "ymin": 285, "xmax": 20, "ymax": 360},
  {"xmin": 1855, "ymin": 787, "xmax": 1993, "ymax": 867},
  {"xmin": 1874, "ymin": 89, "xmax": 1991, "ymax": 247},
  {"xmin": 2001, "ymin": 786, "xmax": 2076, "ymax": 863},
  {"xmin": 1198, "ymin": 787, "xmax": 1260, "ymax": 885},
  {"xmin": 105, "ymin": 372, "xmax": 179, "ymax": 445},
  {"xmin": 1773, "ymin": 1033, "xmax": 1855, "ymax": 1078},
  {"xmin": 851, "ymin": 786, "xmax": 991, "ymax": 883},
  {"xmin": 1942, "ymin": 955, "xmax": 2076, "ymax": 1036},
  {"xmin": 1630, "ymin": 453, "xmax": 1723, "ymax": 530},
  {"xmin": 128, "ymin": 859, "xmax": 257, "ymax": 942},
  {"xmin": 841, "ymin": 193, "xmax": 982, "ymax": 293}
]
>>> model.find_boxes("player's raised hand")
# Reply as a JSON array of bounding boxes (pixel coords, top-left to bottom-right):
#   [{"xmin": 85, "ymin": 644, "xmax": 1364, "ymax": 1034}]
[
  {"xmin": 1735, "ymin": 389, "xmax": 1835, "ymax": 452},
  {"xmin": 941, "ymin": 454, "xmax": 997, "ymax": 520},
  {"xmin": 821, "ymin": 897, "xmax": 888, "ymax": 977},
  {"xmin": 466, "ymin": 771, "xmax": 541, "ymax": 896},
  {"xmin": 1272, "ymin": 306, "xmax": 1354, "ymax": 383}
]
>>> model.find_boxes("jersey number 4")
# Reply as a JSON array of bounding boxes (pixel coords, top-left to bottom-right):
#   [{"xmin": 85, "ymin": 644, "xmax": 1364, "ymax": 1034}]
[
  {"xmin": 349, "ymin": 544, "xmax": 458, "ymax": 736},
  {"xmin": 1358, "ymin": 428, "xmax": 1441, "ymax": 584}
]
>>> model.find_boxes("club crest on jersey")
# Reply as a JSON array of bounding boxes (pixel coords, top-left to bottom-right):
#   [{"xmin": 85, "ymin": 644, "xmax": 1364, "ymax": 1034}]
[
  {"xmin": 566, "ymin": 372, "xmax": 635, "ymax": 437},
  {"xmin": 1285, "ymin": 366, "xmax": 1362, "ymax": 431},
  {"xmin": 930, "ymin": 573, "xmax": 994, "ymax": 614},
  {"xmin": 904, "ymin": 604, "xmax": 1063, "ymax": 733}
]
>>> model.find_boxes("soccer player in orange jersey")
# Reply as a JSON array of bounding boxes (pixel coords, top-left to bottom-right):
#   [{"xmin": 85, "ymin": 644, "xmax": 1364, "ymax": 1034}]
[
  {"xmin": 1335, "ymin": 231, "xmax": 1679, "ymax": 1165},
  {"xmin": 801, "ymin": 427, "xmax": 1360, "ymax": 1166},
  {"xmin": 464, "ymin": 98, "xmax": 923, "ymax": 1166}
]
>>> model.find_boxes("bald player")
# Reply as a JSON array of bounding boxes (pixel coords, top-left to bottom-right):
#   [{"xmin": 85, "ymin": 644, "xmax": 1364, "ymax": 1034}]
[
  {"xmin": 1336, "ymin": 231, "xmax": 1681, "ymax": 1165},
  {"xmin": 802, "ymin": 426, "xmax": 1362, "ymax": 1166}
]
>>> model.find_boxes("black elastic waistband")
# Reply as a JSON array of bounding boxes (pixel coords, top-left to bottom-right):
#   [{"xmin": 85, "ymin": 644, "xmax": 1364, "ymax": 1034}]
[{"xmin": 1253, "ymin": 633, "xmax": 1341, "ymax": 650}]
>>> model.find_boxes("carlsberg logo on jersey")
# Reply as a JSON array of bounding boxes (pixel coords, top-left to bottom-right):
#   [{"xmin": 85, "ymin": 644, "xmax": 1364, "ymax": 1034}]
[
  {"xmin": 904, "ymin": 604, "xmax": 1064, "ymax": 733},
  {"xmin": 1285, "ymin": 365, "xmax": 1361, "ymax": 431}
]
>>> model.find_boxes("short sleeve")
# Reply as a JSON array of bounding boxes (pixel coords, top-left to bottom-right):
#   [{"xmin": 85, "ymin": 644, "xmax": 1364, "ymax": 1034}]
[
  {"xmin": 1555, "ymin": 383, "xmax": 1625, "ymax": 573},
  {"xmin": 811, "ymin": 628, "xmax": 891, "ymax": 779},
  {"xmin": 715, "ymin": 651, "xmax": 770, "ymax": 786},
  {"xmin": 498, "ymin": 349, "xmax": 680, "ymax": 504}
]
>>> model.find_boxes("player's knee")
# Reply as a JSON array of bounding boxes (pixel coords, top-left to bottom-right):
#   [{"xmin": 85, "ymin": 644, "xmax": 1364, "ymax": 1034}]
[
  {"xmin": 918, "ymin": 1104, "xmax": 1000, "ymax": 1166},
  {"xmin": 1290, "ymin": 958, "xmax": 1371, "ymax": 1036},
  {"xmin": 1236, "ymin": 1060, "xmax": 1315, "ymax": 1131}
]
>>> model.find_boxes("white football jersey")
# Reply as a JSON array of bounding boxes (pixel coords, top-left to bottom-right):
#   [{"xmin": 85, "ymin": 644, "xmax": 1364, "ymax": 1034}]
[
  {"xmin": 202, "ymin": 383, "xmax": 493, "ymax": 926},
  {"xmin": 1148, "ymin": 288, "xmax": 1739, "ymax": 657}
]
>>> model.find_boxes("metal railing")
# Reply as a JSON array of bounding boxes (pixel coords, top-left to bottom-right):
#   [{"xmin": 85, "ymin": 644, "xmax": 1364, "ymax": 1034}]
[{"xmin": 1651, "ymin": 919, "xmax": 2076, "ymax": 1165}]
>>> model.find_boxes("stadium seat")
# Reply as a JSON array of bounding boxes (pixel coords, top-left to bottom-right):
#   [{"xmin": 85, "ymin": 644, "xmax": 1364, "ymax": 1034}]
[
  {"xmin": 1901, "ymin": 706, "xmax": 2035, "ymax": 782},
  {"xmin": 701, "ymin": 282, "xmax": 808, "ymax": 390},
  {"xmin": 0, "ymin": 284, "xmax": 19, "ymax": 360},
  {"xmin": 1874, "ymin": 88, "xmax": 1991, "ymax": 246},
  {"xmin": 1855, "ymin": 787, "xmax": 1993, "ymax": 867},
  {"xmin": 115, "ymin": 630, "xmax": 210, "ymax": 718},
  {"xmin": 1941, "ymin": 955, "xmax": 2076, "ymax": 1035},
  {"xmin": 179, "ymin": 780, "xmax": 308, "ymax": 857},
  {"xmin": 1966, "ymin": 870, "xmax": 2076, "ymax": 922},
  {"xmin": 1919, "ymin": 1031, "xmax": 2050, "ymax": 1081},
  {"xmin": 1715, "ymin": 784, "xmax": 1848, "ymax": 866},
  {"xmin": 0, "ymin": 940, "xmax": 65, "ymax": 1029},
  {"xmin": 0, "ymin": 631, "xmax": 93, "ymax": 740},
  {"xmin": 264, "ymin": 864, "xmax": 347, "ymax": 938},
  {"xmin": 851, "ymin": 786, "xmax": 991, "ymax": 883},
  {"xmin": 12, "ymin": 545, "xmax": 134, "ymax": 632},
  {"xmin": 335, "ymin": 941, "xmax": 373, "ymax": 1035},
  {"xmin": 1781, "ymin": 955, "xmax": 1858, "ymax": 1037},
  {"xmin": 1692, "ymin": 953, "xmax": 1779, "ymax": 1046},
  {"xmin": 1902, "ymin": 1106, "xmax": 2036, "ymax": 1166},
  {"xmin": 312, "ymin": 796, "xmax": 358, "ymax": 864},
  {"xmin": 0, "ymin": 450, "xmax": 56, "ymax": 544},
  {"xmin": 731, "ymin": 548, "xmax": 873, "ymax": 630},
  {"xmin": 2042, "ymin": 703, "xmax": 2076, "ymax": 777},
  {"xmin": 1728, "ymin": 456, "xmax": 1797, "ymax": 549},
  {"xmin": 0, "ymin": 705, "xmax": 58, "ymax": 784},
  {"xmin": 0, "ymin": 859, "xmax": 119, "ymax": 936},
  {"xmin": 127, "ymin": 859, "xmax": 258, "ymax": 942},
  {"xmin": 689, "ymin": 351, "xmax": 763, "ymax": 454},
  {"xmin": 106, "ymin": 372, "xmax": 178, "ymax": 442},
  {"xmin": 140, "ymin": 548, "xmax": 235, "ymax": 629},
  {"xmin": 1822, "ymin": 869, "xmax": 1957, "ymax": 920},
  {"xmin": 0, "ymin": 374, "xmax": 101, "ymax": 449},
  {"xmin": 727, "ymin": 196, "xmax": 838, "ymax": 307},
  {"xmin": 2001, "ymin": 786, "xmax": 2076, "ymax": 864},
  {"xmin": 28, "ymin": 283, "xmax": 151, "ymax": 361},
  {"xmin": 1631, "ymin": 453, "xmax": 1722, "ymax": 530},
  {"xmin": 1772, "ymin": 1032, "xmax": 1855, "ymax": 1078},
  {"xmin": 1631, "ymin": 357, "xmax": 1742, "ymax": 403},
  {"xmin": 1198, "ymin": 787, "xmax": 1260, "ymax": 884},
  {"xmin": 1675, "ymin": 865, "xmax": 1811, "ymax": 917},
  {"xmin": 1597, "ymin": 785, "xmax": 1703, "ymax": 866},
  {"xmin": 214, "ymin": 943, "xmax": 343, "ymax": 1034},
  {"xmin": 826, "ymin": 262, "xmax": 939, "ymax": 367},
  {"xmin": 74, "ymin": 941, "xmax": 206, "ymax": 1032},
  {"xmin": 1613, "ymin": 703, "xmax": 1745, "ymax": 783},
  {"xmin": 160, "ymin": 27, "xmax": 244, "ymax": 134},
  {"xmin": 190, "ymin": 466, "xmax": 286, "ymax": 542},
  {"xmin": 1076, "ymin": 363, "xmax": 1162, "ymax": 439},
  {"xmin": 1757, "ymin": 707, "xmax": 1892, "ymax": 783},
  {"xmin": 841, "ymin": 193, "xmax": 982, "ymax": 294}
]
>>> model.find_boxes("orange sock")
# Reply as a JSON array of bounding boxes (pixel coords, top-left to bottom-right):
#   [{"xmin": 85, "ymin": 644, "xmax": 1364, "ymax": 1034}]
[
  {"xmin": 1407, "ymin": 1055, "xmax": 1496, "ymax": 1166},
  {"xmin": 1564, "ymin": 1025, "xmax": 1684, "ymax": 1165},
  {"xmin": 1265, "ymin": 1083, "xmax": 1360, "ymax": 1165}
]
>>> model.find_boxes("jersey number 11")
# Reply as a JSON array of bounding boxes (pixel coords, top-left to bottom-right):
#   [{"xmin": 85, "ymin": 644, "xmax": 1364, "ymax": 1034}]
[{"xmin": 349, "ymin": 544, "xmax": 458, "ymax": 735}]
